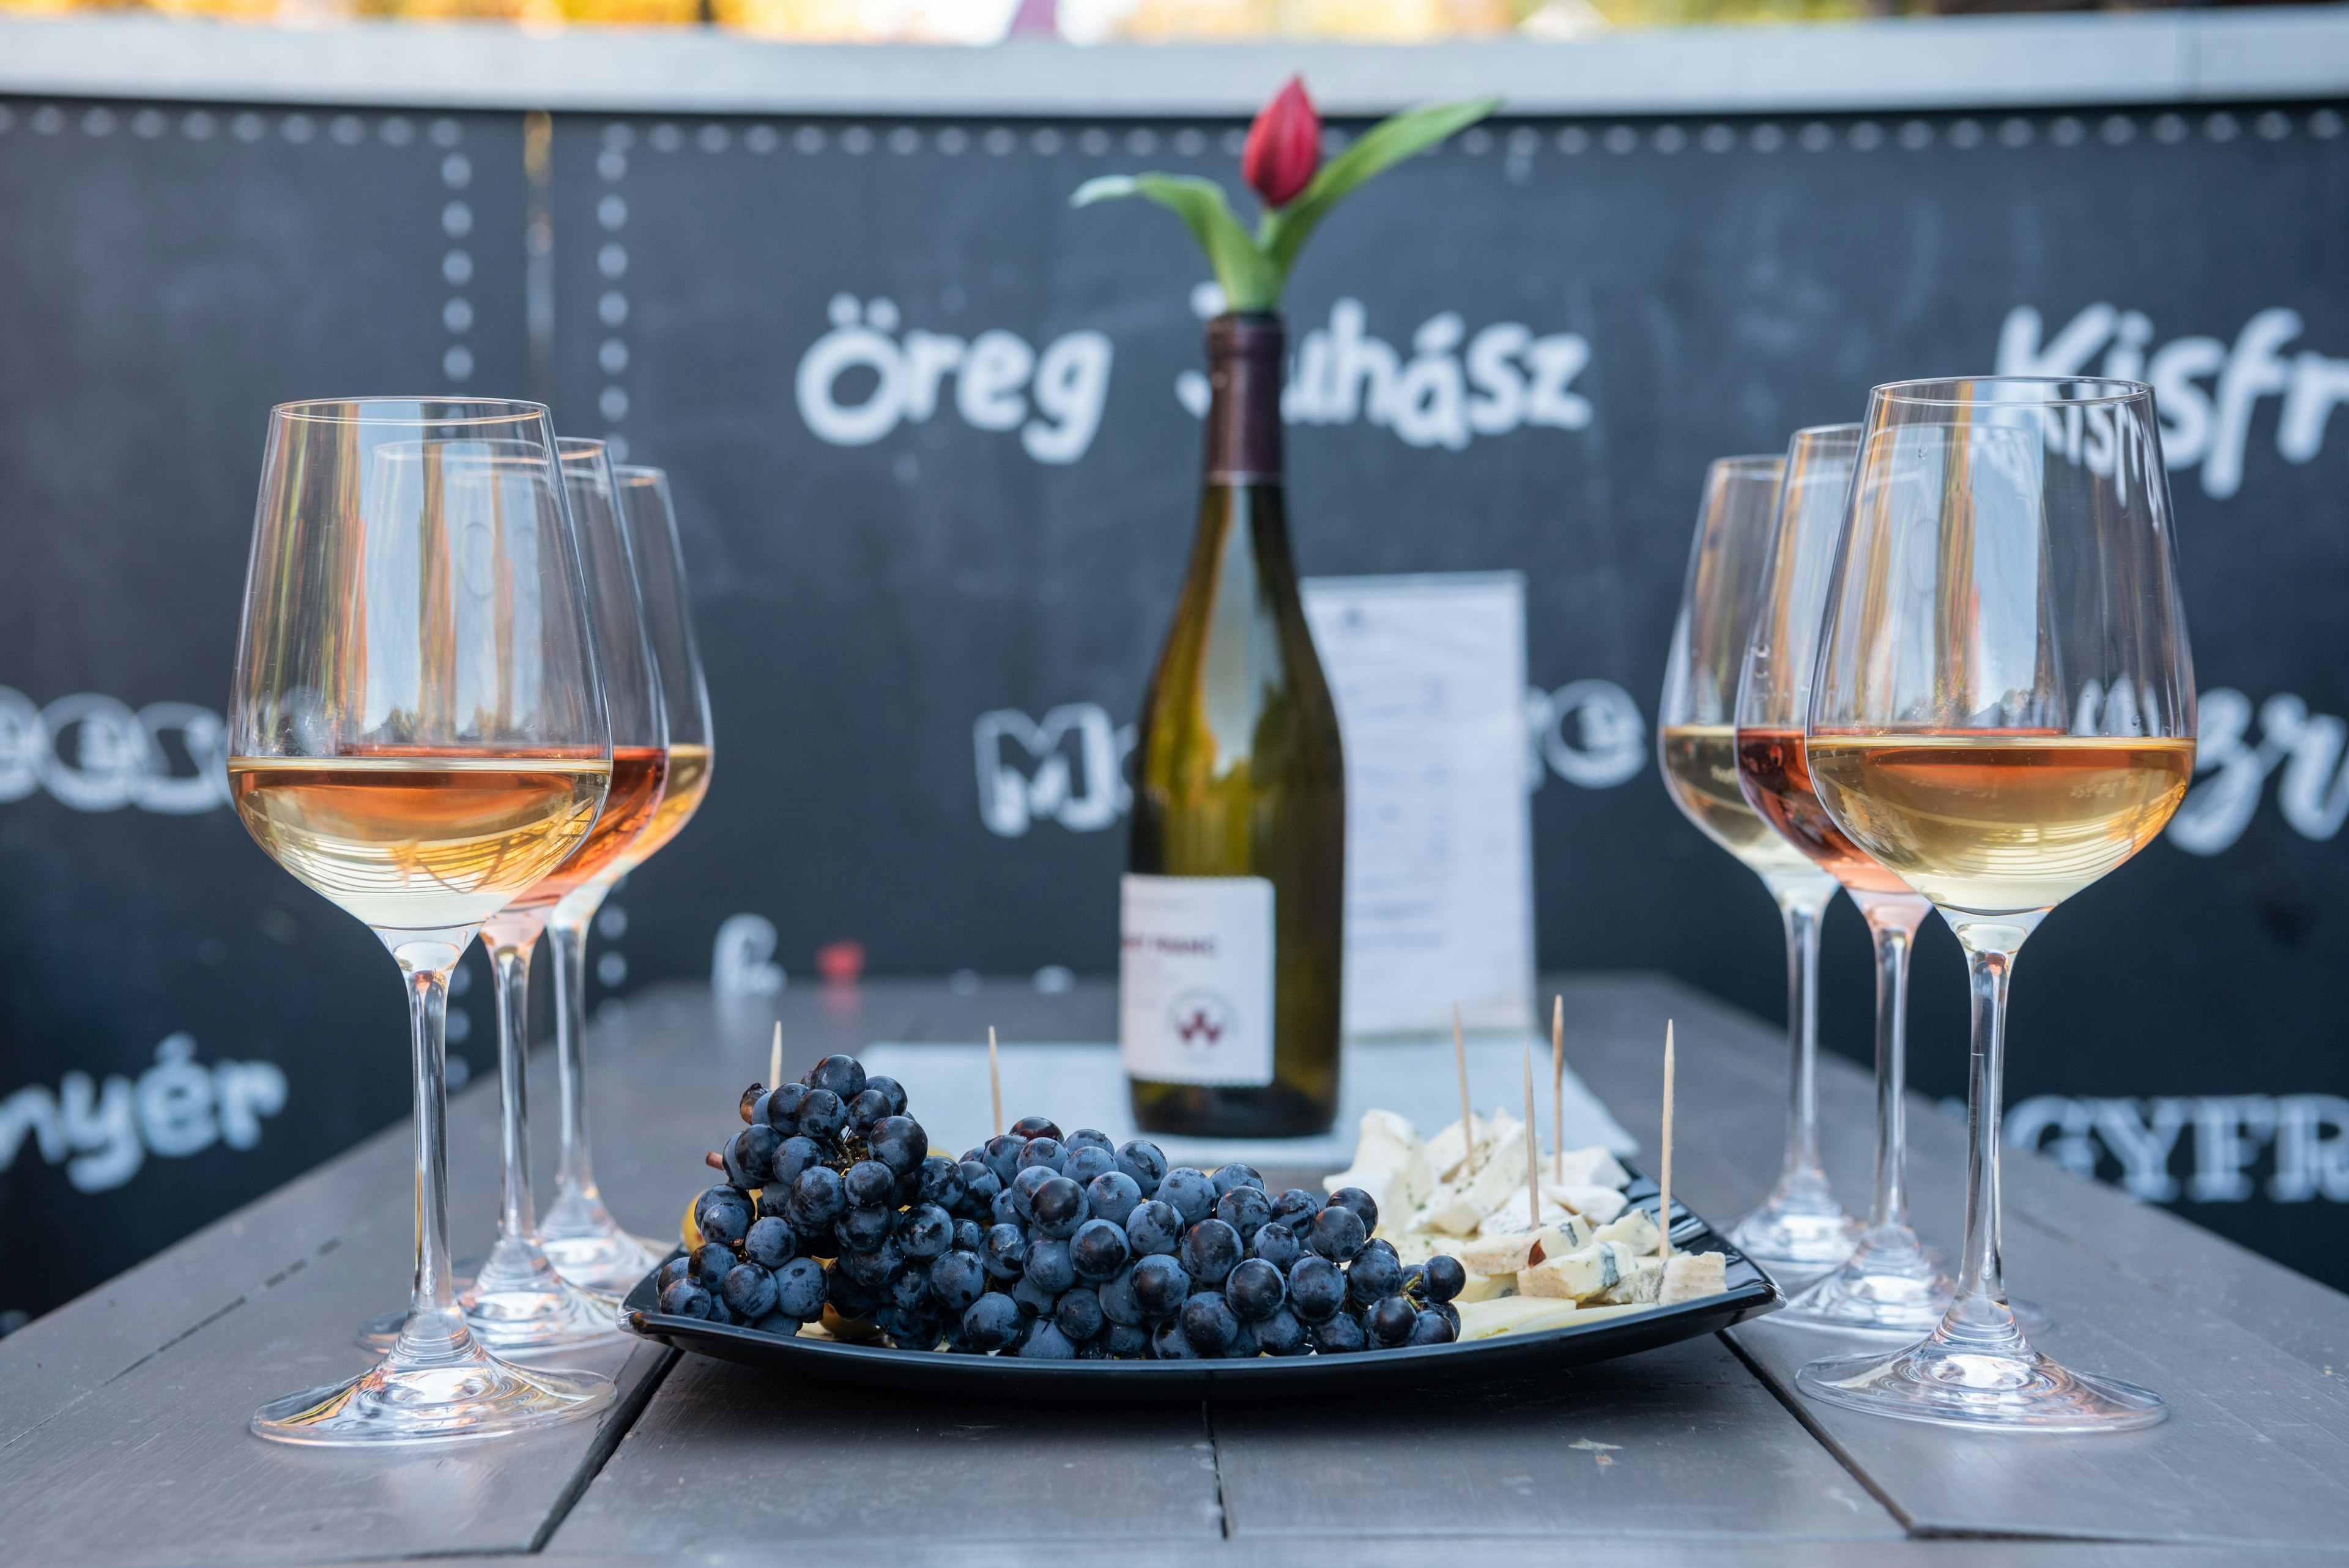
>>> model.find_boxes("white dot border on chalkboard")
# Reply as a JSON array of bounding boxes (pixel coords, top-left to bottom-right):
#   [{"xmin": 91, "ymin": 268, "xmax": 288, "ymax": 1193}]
[{"xmin": 597, "ymin": 119, "xmax": 633, "ymax": 459}]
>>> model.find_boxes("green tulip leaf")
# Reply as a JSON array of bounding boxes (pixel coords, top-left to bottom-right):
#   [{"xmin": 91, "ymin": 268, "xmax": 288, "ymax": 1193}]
[
  {"xmin": 1258, "ymin": 95, "xmax": 1502, "ymax": 290},
  {"xmin": 1073, "ymin": 173, "xmax": 1280, "ymax": 312}
]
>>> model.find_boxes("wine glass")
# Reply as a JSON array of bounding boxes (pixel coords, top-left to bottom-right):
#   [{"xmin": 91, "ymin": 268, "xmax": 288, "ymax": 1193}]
[
  {"xmin": 1734, "ymin": 425, "xmax": 1954, "ymax": 1332},
  {"xmin": 605, "ymin": 464, "xmax": 714, "ymax": 880},
  {"xmin": 229, "ymin": 399, "xmax": 617, "ymax": 1443},
  {"xmin": 528, "ymin": 455, "xmax": 688, "ymax": 1295},
  {"xmin": 1660, "ymin": 455, "xmax": 1858, "ymax": 1281},
  {"xmin": 1799, "ymin": 376, "xmax": 2194, "ymax": 1431}
]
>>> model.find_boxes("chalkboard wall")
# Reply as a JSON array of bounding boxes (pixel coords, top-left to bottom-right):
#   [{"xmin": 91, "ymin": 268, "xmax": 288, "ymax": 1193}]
[{"xmin": 4, "ymin": 91, "xmax": 2346, "ymax": 1318}]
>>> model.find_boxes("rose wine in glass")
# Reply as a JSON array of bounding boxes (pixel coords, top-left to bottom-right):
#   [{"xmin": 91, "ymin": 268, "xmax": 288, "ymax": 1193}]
[
  {"xmin": 1660, "ymin": 455, "xmax": 1857, "ymax": 1281},
  {"xmin": 1732, "ymin": 423, "xmax": 1954, "ymax": 1335},
  {"xmin": 1800, "ymin": 376, "xmax": 2194, "ymax": 1432},
  {"xmin": 232, "ymin": 399, "xmax": 617, "ymax": 1444},
  {"xmin": 605, "ymin": 464, "xmax": 714, "ymax": 883}
]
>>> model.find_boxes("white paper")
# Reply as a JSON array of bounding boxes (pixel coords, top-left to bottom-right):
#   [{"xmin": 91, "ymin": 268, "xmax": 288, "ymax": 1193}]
[
  {"xmin": 1301, "ymin": 572, "xmax": 1535, "ymax": 1038},
  {"xmin": 1119, "ymin": 874, "xmax": 1275, "ymax": 1087}
]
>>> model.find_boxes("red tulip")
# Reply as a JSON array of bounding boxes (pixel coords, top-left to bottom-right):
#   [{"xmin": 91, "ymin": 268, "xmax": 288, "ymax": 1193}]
[{"xmin": 1242, "ymin": 76, "xmax": 1321, "ymax": 209}]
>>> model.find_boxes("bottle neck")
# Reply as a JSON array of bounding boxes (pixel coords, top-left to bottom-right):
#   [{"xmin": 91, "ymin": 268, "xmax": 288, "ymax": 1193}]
[{"xmin": 1203, "ymin": 313, "xmax": 1283, "ymax": 485}]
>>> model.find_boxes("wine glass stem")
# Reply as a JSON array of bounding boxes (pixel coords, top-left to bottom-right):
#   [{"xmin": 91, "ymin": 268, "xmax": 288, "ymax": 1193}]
[
  {"xmin": 397, "ymin": 954, "xmax": 464, "ymax": 1348},
  {"xmin": 491, "ymin": 936, "xmax": 537, "ymax": 1243},
  {"xmin": 1769, "ymin": 877, "xmax": 1835, "ymax": 1186},
  {"xmin": 546, "ymin": 891, "xmax": 604, "ymax": 1208},
  {"xmin": 1853, "ymin": 892, "xmax": 1929, "ymax": 1232},
  {"xmin": 1957, "ymin": 935, "xmax": 2017, "ymax": 1308}
]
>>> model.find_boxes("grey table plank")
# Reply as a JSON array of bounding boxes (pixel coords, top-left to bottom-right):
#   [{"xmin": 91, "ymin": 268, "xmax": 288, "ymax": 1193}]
[
  {"xmin": 1212, "ymin": 1334, "xmax": 1900, "ymax": 1542},
  {"xmin": 551, "ymin": 1348, "xmax": 1225, "ymax": 1550},
  {"xmin": 382, "ymin": 1545, "xmax": 2349, "ymax": 1568}
]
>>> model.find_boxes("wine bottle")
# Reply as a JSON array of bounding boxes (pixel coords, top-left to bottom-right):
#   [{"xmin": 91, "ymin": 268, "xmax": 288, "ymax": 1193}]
[{"xmin": 1123, "ymin": 313, "xmax": 1345, "ymax": 1138}]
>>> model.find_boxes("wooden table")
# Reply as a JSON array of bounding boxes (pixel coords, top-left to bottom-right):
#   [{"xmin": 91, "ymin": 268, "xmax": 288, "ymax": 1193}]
[{"xmin": 6, "ymin": 974, "xmax": 2344, "ymax": 1567}]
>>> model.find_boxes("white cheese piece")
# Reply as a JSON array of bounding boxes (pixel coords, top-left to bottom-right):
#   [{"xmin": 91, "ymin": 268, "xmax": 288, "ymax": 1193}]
[
  {"xmin": 1457, "ymin": 1222, "xmax": 1579, "ymax": 1276},
  {"xmin": 1455, "ymin": 1270, "xmax": 1517, "ymax": 1304},
  {"xmin": 1553, "ymin": 1145, "xmax": 1632, "ymax": 1190},
  {"xmin": 1520, "ymin": 1240, "xmax": 1641, "ymax": 1302},
  {"xmin": 1473, "ymin": 1181, "xmax": 1601, "ymax": 1238},
  {"xmin": 1593, "ymin": 1207, "xmax": 1661, "ymax": 1257},
  {"xmin": 1660, "ymin": 1250, "xmax": 1728, "ymax": 1306},
  {"xmin": 1553, "ymin": 1184, "xmax": 1627, "ymax": 1225},
  {"xmin": 1456, "ymin": 1296, "xmax": 1652, "ymax": 1340},
  {"xmin": 1323, "ymin": 1164, "xmax": 1405, "ymax": 1230},
  {"xmin": 1595, "ymin": 1255, "xmax": 1664, "ymax": 1305},
  {"xmin": 1352, "ymin": 1110, "xmax": 1436, "ymax": 1208},
  {"xmin": 1423, "ymin": 1115, "xmax": 1485, "ymax": 1184},
  {"xmin": 1420, "ymin": 1186, "xmax": 1487, "ymax": 1237}
]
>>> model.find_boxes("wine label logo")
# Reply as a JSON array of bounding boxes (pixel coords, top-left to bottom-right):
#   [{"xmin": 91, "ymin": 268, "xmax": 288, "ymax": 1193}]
[
  {"xmin": 796, "ymin": 294, "xmax": 1113, "ymax": 464},
  {"xmin": 1998, "ymin": 302, "xmax": 2349, "ymax": 500},
  {"xmin": 0, "ymin": 686, "xmax": 229, "ymax": 814},
  {"xmin": 1168, "ymin": 989, "xmax": 1235, "ymax": 1049}
]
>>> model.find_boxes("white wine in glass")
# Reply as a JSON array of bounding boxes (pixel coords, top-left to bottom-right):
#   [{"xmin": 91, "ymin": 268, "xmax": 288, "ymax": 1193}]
[
  {"xmin": 1800, "ymin": 376, "xmax": 2195, "ymax": 1433},
  {"xmin": 231, "ymin": 399, "xmax": 618, "ymax": 1444}
]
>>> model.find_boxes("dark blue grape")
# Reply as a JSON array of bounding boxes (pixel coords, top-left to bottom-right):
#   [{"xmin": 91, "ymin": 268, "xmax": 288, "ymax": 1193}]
[
  {"xmin": 843, "ymin": 1159, "xmax": 896, "ymax": 1209},
  {"xmin": 769, "ymin": 1135, "xmax": 823, "ymax": 1189},
  {"xmin": 957, "ymin": 1162, "xmax": 1001, "ymax": 1217},
  {"xmin": 1214, "ymin": 1185, "xmax": 1272, "ymax": 1241},
  {"xmin": 693, "ymin": 1186, "xmax": 752, "ymax": 1247},
  {"xmin": 1269, "ymin": 1187, "xmax": 1323, "ymax": 1232},
  {"xmin": 658, "ymin": 1255, "xmax": 691, "ymax": 1291},
  {"xmin": 1106, "ymin": 1322, "xmax": 1151, "ymax": 1358},
  {"xmin": 1009, "ymin": 1114, "xmax": 1063, "ymax": 1141},
  {"xmin": 1157, "ymin": 1168, "xmax": 1215, "ymax": 1224},
  {"xmin": 1011, "ymin": 1273, "xmax": 1061, "ymax": 1318},
  {"xmin": 1211, "ymin": 1163, "xmax": 1264, "ymax": 1198},
  {"xmin": 848, "ymin": 1088, "xmax": 892, "ymax": 1135},
  {"xmin": 1255, "ymin": 1307, "xmax": 1308, "ymax": 1356},
  {"xmin": 884, "ymin": 1261, "xmax": 932, "ymax": 1315},
  {"xmin": 691, "ymin": 1240, "xmax": 738, "ymax": 1282},
  {"xmin": 1179, "ymin": 1219, "xmax": 1243, "ymax": 1285},
  {"xmin": 1434, "ymin": 1300, "xmax": 1460, "ymax": 1335},
  {"xmin": 1287, "ymin": 1255, "xmax": 1346, "ymax": 1322},
  {"xmin": 980, "ymin": 1222, "xmax": 1030, "ymax": 1280},
  {"xmin": 723, "ymin": 1262, "xmax": 777, "ymax": 1319},
  {"xmin": 884, "ymin": 1309, "xmax": 943, "ymax": 1350},
  {"xmin": 1097, "ymin": 1264, "xmax": 1145, "ymax": 1326},
  {"xmin": 1125, "ymin": 1199, "xmax": 1182, "ymax": 1257},
  {"xmin": 840, "ymin": 1233, "xmax": 902, "ymax": 1290},
  {"xmin": 1030, "ymin": 1176, "xmax": 1090, "ymax": 1241},
  {"xmin": 757, "ymin": 1186, "xmax": 792, "ymax": 1220},
  {"xmin": 795, "ymin": 1087, "xmax": 847, "ymax": 1143},
  {"xmin": 1069, "ymin": 1217, "xmax": 1130, "ymax": 1281},
  {"xmin": 1009, "ymin": 1164, "xmax": 1058, "ymax": 1223},
  {"xmin": 743, "ymin": 1216, "xmax": 795, "ymax": 1271},
  {"xmin": 915, "ymin": 1155, "xmax": 967, "ymax": 1211},
  {"xmin": 900, "ymin": 1203, "xmax": 954, "ymax": 1260},
  {"xmin": 990, "ymin": 1188, "xmax": 1021, "ymax": 1227},
  {"xmin": 1115, "ymin": 1139, "xmax": 1168, "ymax": 1195},
  {"xmin": 806, "ymin": 1053, "xmax": 867, "ymax": 1101},
  {"xmin": 1075, "ymin": 1336, "xmax": 1111, "ymax": 1361},
  {"xmin": 1308, "ymin": 1205, "xmax": 1367, "ymax": 1262},
  {"xmin": 866, "ymin": 1074, "xmax": 907, "ymax": 1116},
  {"xmin": 1326, "ymin": 1185, "xmax": 1380, "ymax": 1235},
  {"xmin": 1227, "ymin": 1321, "xmax": 1258, "ymax": 1358},
  {"xmin": 1408, "ymin": 1308, "xmax": 1456, "ymax": 1345},
  {"xmin": 703, "ymin": 1294, "xmax": 735, "ymax": 1325},
  {"xmin": 868, "ymin": 1115, "xmax": 928, "ymax": 1175},
  {"xmin": 1366, "ymin": 1295, "xmax": 1419, "ymax": 1348},
  {"xmin": 1313, "ymin": 1310, "xmax": 1368, "ymax": 1354},
  {"xmin": 1347, "ymin": 1245, "xmax": 1405, "ymax": 1306},
  {"xmin": 774, "ymin": 1257, "xmax": 826, "ymax": 1318},
  {"xmin": 1422, "ymin": 1255, "xmax": 1467, "ymax": 1304},
  {"xmin": 1224, "ymin": 1257, "xmax": 1286, "ymax": 1321},
  {"xmin": 751, "ymin": 1309, "xmax": 798, "ymax": 1337},
  {"xmin": 952, "ymin": 1217, "xmax": 985, "ymax": 1253},
  {"xmin": 962, "ymin": 1292, "xmax": 1024, "ymax": 1351},
  {"xmin": 1017, "ymin": 1321, "xmax": 1077, "ymax": 1359},
  {"xmin": 982, "ymin": 1133, "xmax": 1028, "ymax": 1186},
  {"xmin": 929, "ymin": 1250, "xmax": 987, "ymax": 1313},
  {"xmin": 1066, "ymin": 1127, "xmax": 1114, "ymax": 1152},
  {"xmin": 836, "ymin": 1204, "xmax": 894, "ymax": 1253},
  {"xmin": 1179, "ymin": 1292, "xmax": 1239, "ymax": 1355},
  {"xmin": 1130, "ymin": 1254, "xmax": 1191, "ymax": 1318},
  {"xmin": 1150, "ymin": 1319, "xmax": 1199, "ymax": 1359},
  {"xmin": 1084, "ymin": 1172, "xmax": 1142, "ymax": 1227},
  {"xmin": 1016, "ymin": 1137, "xmax": 1067, "ymax": 1174},
  {"xmin": 763, "ymin": 1081, "xmax": 807, "ymax": 1135},
  {"xmin": 1056, "ymin": 1286, "xmax": 1105, "ymax": 1342},
  {"xmin": 1025, "ymin": 1238, "xmax": 1077, "ymax": 1295},
  {"xmin": 659, "ymin": 1280, "xmax": 713, "ymax": 1318},
  {"xmin": 1249, "ymin": 1221, "xmax": 1302, "ymax": 1271},
  {"xmin": 1061, "ymin": 1144, "xmax": 1116, "ymax": 1187},
  {"xmin": 730, "ymin": 1124, "xmax": 782, "ymax": 1185},
  {"xmin": 826, "ymin": 1261, "xmax": 878, "ymax": 1320}
]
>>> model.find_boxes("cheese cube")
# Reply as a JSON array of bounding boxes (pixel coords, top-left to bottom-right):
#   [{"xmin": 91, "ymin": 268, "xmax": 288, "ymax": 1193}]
[
  {"xmin": 1554, "ymin": 1145, "xmax": 1632, "ymax": 1190},
  {"xmin": 1594, "ymin": 1207, "xmax": 1661, "ymax": 1257},
  {"xmin": 1596, "ymin": 1255, "xmax": 1664, "ymax": 1305},
  {"xmin": 1323, "ymin": 1164, "xmax": 1405, "ymax": 1230},
  {"xmin": 1456, "ymin": 1296, "xmax": 1652, "ymax": 1340},
  {"xmin": 1520, "ymin": 1240, "xmax": 1639, "ymax": 1302},
  {"xmin": 1455, "ymin": 1269, "xmax": 1517, "ymax": 1304},
  {"xmin": 1458, "ymin": 1221, "xmax": 1576, "ymax": 1276},
  {"xmin": 1554, "ymin": 1184, "xmax": 1627, "ymax": 1225},
  {"xmin": 1660, "ymin": 1251, "xmax": 1728, "ymax": 1306}
]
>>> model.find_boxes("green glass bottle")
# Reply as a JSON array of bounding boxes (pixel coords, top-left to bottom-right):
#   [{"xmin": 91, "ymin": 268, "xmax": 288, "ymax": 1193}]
[{"xmin": 1123, "ymin": 312, "xmax": 1345, "ymax": 1139}]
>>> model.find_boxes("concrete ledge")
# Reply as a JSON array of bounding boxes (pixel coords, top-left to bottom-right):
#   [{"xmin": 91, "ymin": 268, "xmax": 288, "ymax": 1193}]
[{"xmin": 0, "ymin": 7, "xmax": 2344, "ymax": 116}]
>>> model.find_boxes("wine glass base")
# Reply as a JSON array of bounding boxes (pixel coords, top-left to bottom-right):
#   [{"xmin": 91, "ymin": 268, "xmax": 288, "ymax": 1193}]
[
  {"xmin": 253, "ymin": 1340, "xmax": 615, "ymax": 1447},
  {"xmin": 1778, "ymin": 1224, "xmax": 1954, "ymax": 1335},
  {"xmin": 1731, "ymin": 1177, "xmax": 1859, "ymax": 1285},
  {"xmin": 539, "ymin": 1224, "xmax": 667, "ymax": 1296},
  {"xmin": 357, "ymin": 1283, "xmax": 625, "ymax": 1356},
  {"xmin": 1798, "ymin": 1339, "xmax": 2165, "ymax": 1433}
]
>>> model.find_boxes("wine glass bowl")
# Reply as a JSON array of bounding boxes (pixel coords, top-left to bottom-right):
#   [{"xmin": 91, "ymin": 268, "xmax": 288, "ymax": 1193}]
[
  {"xmin": 1660, "ymin": 455, "xmax": 1858, "ymax": 1281},
  {"xmin": 230, "ymin": 398, "xmax": 618, "ymax": 1443},
  {"xmin": 1797, "ymin": 376, "xmax": 2194, "ymax": 1431}
]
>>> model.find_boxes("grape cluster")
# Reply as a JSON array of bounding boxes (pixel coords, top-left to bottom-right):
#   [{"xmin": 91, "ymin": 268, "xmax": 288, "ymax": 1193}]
[{"xmin": 656, "ymin": 1053, "xmax": 1467, "ymax": 1358}]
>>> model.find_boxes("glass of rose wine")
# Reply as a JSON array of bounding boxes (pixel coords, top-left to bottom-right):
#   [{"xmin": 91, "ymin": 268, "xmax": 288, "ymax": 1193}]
[
  {"xmin": 529, "ymin": 459, "xmax": 707, "ymax": 1295},
  {"xmin": 229, "ymin": 399, "xmax": 618, "ymax": 1443},
  {"xmin": 1798, "ymin": 376, "xmax": 2194, "ymax": 1431},
  {"xmin": 1660, "ymin": 455, "xmax": 1858, "ymax": 1280},
  {"xmin": 1734, "ymin": 423, "xmax": 1954, "ymax": 1333}
]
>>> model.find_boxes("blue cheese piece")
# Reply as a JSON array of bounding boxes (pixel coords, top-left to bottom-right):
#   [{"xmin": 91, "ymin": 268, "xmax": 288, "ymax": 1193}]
[
  {"xmin": 1660, "ymin": 1250, "xmax": 1728, "ymax": 1306},
  {"xmin": 1457, "ymin": 1220, "xmax": 1586, "ymax": 1276},
  {"xmin": 1553, "ymin": 1184, "xmax": 1628, "ymax": 1225},
  {"xmin": 1595, "ymin": 1255, "xmax": 1664, "ymax": 1304},
  {"xmin": 1554, "ymin": 1145, "xmax": 1631, "ymax": 1190},
  {"xmin": 1593, "ymin": 1208, "xmax": 1661, "ymax": 1257},
  {"xmin": 1519, "ymin": 1239, "xmax": 1642, "ymax": 1302}
]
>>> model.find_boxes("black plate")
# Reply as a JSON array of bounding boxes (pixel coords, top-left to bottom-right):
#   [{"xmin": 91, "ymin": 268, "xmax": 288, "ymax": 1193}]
[{"xmin": 618, "ymin": 1172, "xmax": 1780, "ymax": 1399}]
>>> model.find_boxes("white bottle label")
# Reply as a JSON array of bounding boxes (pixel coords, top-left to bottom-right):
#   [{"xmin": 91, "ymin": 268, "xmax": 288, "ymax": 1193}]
[{"xmin": 1119, "ymin": 874, "xmax": 1275, "ymax": 1087}]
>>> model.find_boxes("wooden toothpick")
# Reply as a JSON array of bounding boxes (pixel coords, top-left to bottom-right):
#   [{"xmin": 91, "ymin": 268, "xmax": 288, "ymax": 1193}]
[
  {"xmin": 769, "ymin": 1022, "xmax": 783, "ymax": 1095},
  {"xmin": 1523, "ymin": 1037, "xmax": 1538, "ymax": 1232},
  {"xmin": 1551, "ymin": 994, "xmax": 1565, "ymax": 1183},
  {"xmin": 1453, "ymin": 1004, "xmax": 1475, "ymax": 1178},
  {"xmin": 987, "ymin": 1025, "xmax": 1003, "ymax": 1139},
  {"xmin": 1660, "ymin": 1019, "xmax": 1677, "ymax": 1261}
]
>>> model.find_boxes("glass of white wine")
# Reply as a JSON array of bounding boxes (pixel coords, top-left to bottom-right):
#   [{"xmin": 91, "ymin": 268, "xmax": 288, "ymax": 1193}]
[
  {"xmin": 230, "ymin": 399, "xmax": 618, "ymax": 1444},
  {"xmin": 1660, "ymin": 455, "xmax": 1858, "ymax": 1281},
  {"xmin": 1800, "ymin": 376, "xmax": 2195, "ymax": 1431},
  {"xmin": 604, "ymin": 465, "xmax": 715, "ymax": 881}
]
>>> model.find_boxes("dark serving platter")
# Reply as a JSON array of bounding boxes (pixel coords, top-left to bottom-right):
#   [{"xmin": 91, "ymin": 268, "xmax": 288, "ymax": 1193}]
[{"xmin": 619, "ymin": 1170, "xmax": 1780, "ymax": 1399}]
